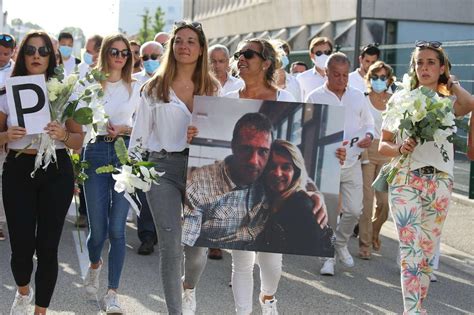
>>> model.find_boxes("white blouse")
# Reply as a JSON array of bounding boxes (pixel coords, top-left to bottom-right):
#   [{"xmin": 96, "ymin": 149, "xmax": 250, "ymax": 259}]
[
  {"xmin": 130, "ymin": 89, "xmax": 192, "ymax": 153},
  {"xmin": 365, "ymin": 95, "xmax": 384, "ymax": 140}
]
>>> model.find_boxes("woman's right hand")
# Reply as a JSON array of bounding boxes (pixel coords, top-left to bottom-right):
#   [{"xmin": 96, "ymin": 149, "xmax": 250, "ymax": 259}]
[
  {"xmin": 187, "ymin": 125, "xmax": 199, "ymax": 143},
  {"xmin": 399, "ymin": 137, "xmax": 417, "ymax": 154},
  {"xmin": 6, "ymin": 126, "xmax": 27, "ymax": 141}
]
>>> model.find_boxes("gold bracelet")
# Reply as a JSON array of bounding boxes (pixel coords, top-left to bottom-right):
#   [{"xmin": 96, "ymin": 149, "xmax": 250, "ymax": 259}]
[{"xmin": 62, "ymin": 131, "xmax": 70, "ymax": 143}]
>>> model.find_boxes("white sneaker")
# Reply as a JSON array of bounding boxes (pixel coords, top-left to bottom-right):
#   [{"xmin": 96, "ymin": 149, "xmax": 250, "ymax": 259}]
[
  {"xmin": 320, "ymin": 258, "xmax": 335, "ymax": 276},
  {"xmin": 259, "ymin": 294, "xmax": 278, "ymax": 315},
  {"xmin": 84, "ymin": 263, "xmax": 102, "ymax": 295},
  {"xmin": 336, "ymin": 246, "xmax": 354, "ymax": 268},
  {"xmin": 103, "ymin": 290, "xmax": 123, "ymax": 314},
  {"xmin": 182, "ymin": 288, "xmax": 196, "ymax": 315},
  {"xmin": 10, "ymin": 287, "xmax": 34, "ymax": 315},
  {"xmin": 430, "ymin": 273, "xmax": 438, "ymax": 282}
]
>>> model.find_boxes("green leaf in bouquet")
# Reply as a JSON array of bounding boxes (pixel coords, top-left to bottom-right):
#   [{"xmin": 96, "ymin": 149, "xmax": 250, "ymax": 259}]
[
  {"xmin": 84, "ymin": 88, "xmax": 92, "ymax": 96},
  {"xmin": 93, "ymin": 123, "xmax": 98, "ymax": 132},
  {"xmin": 82, "ymin": 96, "xmax": 92, "ymax": 103},
  {"xmin": 114, "ymin": 137, "xmax": 131, "ymax": 165},
  {"xmin": 135, "ymin": 161, "xmax": 155, "ymax": 168},
  {"xmin": 98, "ymin": 90, "xmax": 104, "ymax": 98},
  {"xmin": 399, "ymin": 118, "xmax": 412, "ymax": 131},
  {"xmin": 62, "ymin": 100, "xmax": 79, "ymax": 121},
  {"xmin": 96, "ymin": 165, "xmax": 116, "ymax": 174},
  {"xmin": 73, "ymin": 107, "xmax": 94, "ymax": 125}
]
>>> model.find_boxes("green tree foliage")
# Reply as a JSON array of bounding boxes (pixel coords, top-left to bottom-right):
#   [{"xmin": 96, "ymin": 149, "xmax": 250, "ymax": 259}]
[{"xmin": 138, "ymin": 6, "xmax": 166, "ymax": 43}]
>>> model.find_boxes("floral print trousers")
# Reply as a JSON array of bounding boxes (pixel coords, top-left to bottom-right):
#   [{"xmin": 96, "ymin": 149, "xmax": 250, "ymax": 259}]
[{"xmin": 388, "ymin": 168, "xmax": 453, "ymax": 314}]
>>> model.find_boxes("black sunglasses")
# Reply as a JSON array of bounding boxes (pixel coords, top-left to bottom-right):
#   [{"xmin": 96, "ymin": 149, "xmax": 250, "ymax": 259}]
[
  {"xmin": 108, "ymin": 48, "xmax": 131, "ymax": 58},
  {"xmin": 174, "ymin": 20, "xmax": 203, "ymax": 31},
  {"xmin": 370, "ymin": 75, "xmax": 387, "ymax": 81},
  {"xmin": 233, "ymin": 49, "xmax": 265, "ymax": 60},
  {"xmin": 24, "ymin": 45, "xmax": 51, "ymax": 57},
  {"xmin": 313, "ymin": 50, "xmax": 332, "ymax": 56},
  {"xmin": 415, "ymin": 40, "xmax": 442, "ymax": 49},
  {"xmin": 142, "ymin": 53, "xmax": 161, "ymax": 61}
]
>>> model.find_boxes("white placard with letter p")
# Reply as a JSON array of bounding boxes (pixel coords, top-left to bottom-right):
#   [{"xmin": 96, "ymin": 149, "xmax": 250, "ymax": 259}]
[{"xmin": 6, "ymin": 75, "xmax": 51, "ymax": 135}]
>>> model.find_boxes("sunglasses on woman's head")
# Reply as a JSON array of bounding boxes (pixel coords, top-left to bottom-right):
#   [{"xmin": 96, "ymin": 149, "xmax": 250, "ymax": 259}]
[
  {"xmin": 0, "ymin": 35, "xmax": 12, "ymax": 42},
  {"xmin": 313, "ymin": 50, "xmax": 331, "ymax": 56},
  {"xmin": 108, "ymin": 48, "xmax": 131, "ymax": 58},
  {"xmin": 24, "ymin": 45, "xmax": 51, "ymax": 57},
  {"xmin": 174, "ymin": 20, "xmax": 203, "ymax": 31},
  {"xmin": 415, "ymin": 40, "xmax": 442, "ymax": 49},
  {"xmin": 233, "ymin": 49, "xmax": 265, "ymax": 60},
  {"xmin": 142, "ymin": 53, "xmax": 161, "ymax": 61},
  {"xmin": 371, "ymin": 75, "xmax": 387, "ymax": 81}
]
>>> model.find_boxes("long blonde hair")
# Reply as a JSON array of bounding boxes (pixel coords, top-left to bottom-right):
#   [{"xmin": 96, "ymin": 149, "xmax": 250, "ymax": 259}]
[
  {"xmin": 143, "ymin": 22, "xmax": 219, "ymax": 102},
  {"xmin": 95, "ymin": 34, "xmax": 133, "ymax": 92}
]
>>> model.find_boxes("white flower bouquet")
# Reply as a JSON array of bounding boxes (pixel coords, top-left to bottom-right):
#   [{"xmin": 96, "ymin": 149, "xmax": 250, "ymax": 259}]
[
  {"xmin": 95, "ymin": 137, "xmax": 164, "ymax": 215},
  {"xmin": 383, "ymin": 75, "xmax": 464, "ymax": 183}
]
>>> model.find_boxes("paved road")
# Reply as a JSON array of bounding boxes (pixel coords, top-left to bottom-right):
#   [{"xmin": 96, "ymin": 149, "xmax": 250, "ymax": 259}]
[{"xmin": 0, "ymin": 200, "xmax": 473, "ymax": 314}]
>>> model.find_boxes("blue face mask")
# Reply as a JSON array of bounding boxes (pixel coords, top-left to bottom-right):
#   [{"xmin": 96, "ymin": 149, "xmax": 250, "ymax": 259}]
[
  {"xmin": 281, "ymin": 54, "xmax": 289, "ymax": 69},
  {"xmin": 83, "ymin": 51, "xmax": 93, "ymax": 65},
  {"xmin": 144, "ymin": 59, "xmax": 160, "ymax": 74},
  {"xmin": 371, "ymin": 79, "xmax": 388, "ymax": 93},
  {"xmin": 59, "ymin": 45, "xmax": 73, "ymax": 58}
]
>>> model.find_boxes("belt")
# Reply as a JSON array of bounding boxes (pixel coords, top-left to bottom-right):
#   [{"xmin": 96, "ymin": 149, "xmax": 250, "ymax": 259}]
[
  {"xmin": 154, "ymin": 148, "xmax": 189, "ymax": 156},
  {"xmin": 412, "ymin": 166, "xmax": 437, "ymax": 175},
  {"xmin": 95, "ymin": 135, "xmax": 130, "ymax": 143}
]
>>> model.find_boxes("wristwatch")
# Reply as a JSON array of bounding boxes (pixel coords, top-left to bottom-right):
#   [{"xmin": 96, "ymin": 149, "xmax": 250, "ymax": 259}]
[{"xmin": 366, "ymin": 133, "xmax": 374, "ymax": 141}]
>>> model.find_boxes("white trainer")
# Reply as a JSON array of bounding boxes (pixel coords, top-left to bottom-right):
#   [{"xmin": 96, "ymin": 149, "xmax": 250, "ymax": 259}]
[
  {"xmin": 10, "ymin": 287, "xmax": 34, "ymax": 315},
  {"xmin": 336, "ymin": 246, "xmax": 355, "ymax": 268},
  {"xmin": 84, "ymin": 263, "xmax": 102, "ymax": 295},
  {"xmin": 103, "ymin": 290, "xmax": 123, "ymax": 314},
  {"xmin": 320, "ymin": 258, "xmax": 335, "ymax": 276},
  {"xmin": 259, "ymin": 294, "xmax": 278, "ymax": 315},
  {"xmin": 182, "ymin": 288, "xmax": 196, "ymax": 315},
  {"xmin": 430, "ymin": 273, "xmax": 438, "ymax": 282}
]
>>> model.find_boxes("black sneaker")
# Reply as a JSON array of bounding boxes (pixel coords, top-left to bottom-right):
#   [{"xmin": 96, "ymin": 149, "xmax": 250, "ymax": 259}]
[{"xmin": 138, "ymin": 240, "xmax": 154, "ymax": 255}]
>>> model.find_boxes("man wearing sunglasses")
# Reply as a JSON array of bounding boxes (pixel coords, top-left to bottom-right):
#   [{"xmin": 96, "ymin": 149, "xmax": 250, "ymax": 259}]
[
  {"xmin": 297, "ymin": 36, "xmax": 333, "ymax": 100},
  {"xmin": 348, "ymin": 44, "xmax": 380, "ymax": 93},
  {"xmin": 133, "ymin": 41, "xmax": 164, "ymax": 86},
  {"xmin": 0, "ymin": 32, "xmax": 15, "ymax": 242},
  {"xmin": 58, "ymin": 31, "xmax": 81, "ymax": 75}
]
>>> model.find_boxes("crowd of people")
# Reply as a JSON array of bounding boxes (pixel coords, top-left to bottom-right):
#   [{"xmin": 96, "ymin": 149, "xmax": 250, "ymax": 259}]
[{"xmin": 0, "ymin": 19, "xmax": 473, "ymax": 315}]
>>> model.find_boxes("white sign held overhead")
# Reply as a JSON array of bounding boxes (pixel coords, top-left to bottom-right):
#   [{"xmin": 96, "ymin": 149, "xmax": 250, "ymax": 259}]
[{"xmin": 6, "ymin": 75, "xmax": 51, "ymax": 135}]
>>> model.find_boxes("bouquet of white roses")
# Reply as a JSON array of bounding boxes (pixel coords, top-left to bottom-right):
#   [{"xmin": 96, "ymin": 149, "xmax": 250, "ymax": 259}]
[
  {"xmin": 383, "ymin": 74, "xmax": 464, "ymax": 183},
  {"xmin": 95, "ymin": 137, "xmax": 164, "ymax": 215},
  {"xmin": 29, "ymin": 66, "xmax": 107, "ymax": 176}
]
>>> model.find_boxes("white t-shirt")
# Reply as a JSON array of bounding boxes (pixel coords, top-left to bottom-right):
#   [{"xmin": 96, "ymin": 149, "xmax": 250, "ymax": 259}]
[
  {"xmin": 133, "ymin": 70, "xmax": 153, "ymax": 88},
  {"xmin": 365, "ymin": 95, "xmax": 384, "ymax": 140},
  {"xmin": 63, "ymin": 56, "xmax": 77, "ymax": 76},
  {"xmin": 222, "ymin": 75, "xmax": 245, "ymax": 95},
  {"xmin": 78, "ymin": 62, "xmax": 91, "ymax": 80},
  {"xmin": 0, "ymin": 60, "xmax": 14, "ymax": 88},
  {"xmin": 306, "ymin": 84, "xmax": 374, "ymax": 168},
  {"xmin": 225, "ymin": 89, "xmax": 296, "ymax": 102},
  {"xmin": 296, "ymin": 67, "xmax": 327, "ymax": 101},
  {"xmin": 98, "ymin": 79, "xmax": 141, "ymax": 136},
  {"xmin": 349, "ymin": 70, "xmax": 367, "ymax": 93},
  {"xmin": 284, "ymin": 72, "xmax": 302, "ymax": 102},
  {"xmin": 130, "ymin": 89, "xmax": 193, "ymax": 153}
]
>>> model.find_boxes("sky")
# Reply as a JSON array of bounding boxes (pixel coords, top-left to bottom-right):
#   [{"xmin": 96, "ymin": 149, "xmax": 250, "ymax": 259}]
[{"xmin": 3, "ymin": 0, "xmax": 120, "ymax": 37}]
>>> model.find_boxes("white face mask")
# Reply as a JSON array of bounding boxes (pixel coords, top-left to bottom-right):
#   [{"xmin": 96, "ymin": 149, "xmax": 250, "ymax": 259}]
[{"xmin": 313, "ymin": 54, "xmax": 329, "ymax": 69}]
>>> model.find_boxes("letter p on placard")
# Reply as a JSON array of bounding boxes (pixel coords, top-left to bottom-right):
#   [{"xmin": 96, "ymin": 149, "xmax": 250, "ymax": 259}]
[{"xmin": 6, "ymin": 75, "xmax": 51, "ymax": 135}]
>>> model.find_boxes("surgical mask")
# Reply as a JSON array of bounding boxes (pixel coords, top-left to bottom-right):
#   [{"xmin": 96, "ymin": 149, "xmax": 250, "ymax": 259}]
[
  {"xmin": 83, "ymin": 51, "xmax": 93, "ymax": 65},
  {"xmin": 313, "ymin": 54, "xmax": 329, "ymax": 69},
  {"xmin": 144, "ymin": 59, "xmax": 160, "ymax": 74},
  {"xmin": 280, "ymin": 54, "xmax": 289, "ymax": 69},
  {"xmin": 59, "ymin": 45, "xmax": 73, "ymax": 58},
  {"xmin": 371, "ymin": 79, "xmax": 388, "ymax": 93}
]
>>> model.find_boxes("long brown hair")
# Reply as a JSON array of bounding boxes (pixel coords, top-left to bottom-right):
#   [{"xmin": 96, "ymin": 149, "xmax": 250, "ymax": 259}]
[
  {"xmin": 143, "ymin": 22, "xmax": 219, "ymax": 102},
  {"xmin": 409, "ymin": 46, "xmax": 451, "ymax": 96},
  {"xmin": 95, "ymin": 34, "xmax": 133, "ymax": 92}
]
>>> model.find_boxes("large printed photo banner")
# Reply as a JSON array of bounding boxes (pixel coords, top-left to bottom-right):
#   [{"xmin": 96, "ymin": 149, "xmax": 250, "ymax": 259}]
[
  {"xmin": 6, "ymin": 75, "xmax": 51, "ymax": 135},
  {"xmin": 182, "ymin": 96, "xmax": 345, "ymax": 257}
]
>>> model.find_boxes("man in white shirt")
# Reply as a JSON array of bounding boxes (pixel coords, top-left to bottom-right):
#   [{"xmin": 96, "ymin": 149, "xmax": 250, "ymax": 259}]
[
  {"xmin": 209, "ymin": 44, "xmax": 244, "ymax": 95},
  {"xmin": 348, "ymin": 44, "xmax": 380, "ymax": 93},
  {"xmin": 58, "ymin": 31, "xmax": 81, "ymax": 75},
  {"xmin": 133, "ymin": 41, "xmax": 164, "ymax": 86},
  {"xmin": 0, "ymin": 33, "xmax": 15, "ymax": 241},
  {"xmin": 306, "ymin": 52, "xmax": 374, "ymax": 276},
  {"xmin": 78, "ymin": 35, "xmax": 103, "ymax": 79},
  {"xmin": 297, "ymin": 36, "xmax": 333, "ymax": 100}
]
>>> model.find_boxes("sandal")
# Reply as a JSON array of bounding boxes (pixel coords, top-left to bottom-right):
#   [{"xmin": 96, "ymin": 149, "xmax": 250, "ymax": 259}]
[{"xmin": 359, "ymin": 249, "xmax": 371, "ymax": 260}]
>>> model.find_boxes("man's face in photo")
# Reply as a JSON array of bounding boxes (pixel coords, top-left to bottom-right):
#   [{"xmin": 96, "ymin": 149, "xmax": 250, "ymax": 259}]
[{"xmin": 231, "ymin": 126, "xmax": 271, "ymax": 185}]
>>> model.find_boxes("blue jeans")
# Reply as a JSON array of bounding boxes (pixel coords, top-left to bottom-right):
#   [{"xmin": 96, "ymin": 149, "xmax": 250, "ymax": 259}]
[
  {"xmin": 83, "ymin": 139, "xmax": 130, "ymax": 289},
  {"xmin": 146, "ymin": 150, "xmax": 187, "ymax": 315}
]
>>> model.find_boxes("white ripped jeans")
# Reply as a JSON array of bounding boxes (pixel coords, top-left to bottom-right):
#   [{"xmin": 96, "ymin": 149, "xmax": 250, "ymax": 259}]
[{"xmin": 231, "ymin": 250, "xmax": 282, "ymax": 315}]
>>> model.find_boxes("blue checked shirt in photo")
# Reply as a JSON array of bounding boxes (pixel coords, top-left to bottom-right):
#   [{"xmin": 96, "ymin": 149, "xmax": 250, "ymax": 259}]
[{"xmin": 182, "ymin": 157, "xmax": 269, "ymax": 249}]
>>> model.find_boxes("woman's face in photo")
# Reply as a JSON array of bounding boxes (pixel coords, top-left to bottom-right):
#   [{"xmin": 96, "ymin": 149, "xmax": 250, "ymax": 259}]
[
  {"xmin": 107, "ymin": 40, "xmax": 130, "ymax": 72},
  {"xmin": 25, "ymin": 36, "xmax": 50, "ymax": 75},
  {"xmin": 414, "ymin": 49, "xmax": 445, "ymax": 88},
  {"xmin": 265, "ymin": 151, "xmax": 295, "ymax": 194},
  {"xmin": 173, "ymin": 27, "xmax": 202, "ymax": 65}
]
